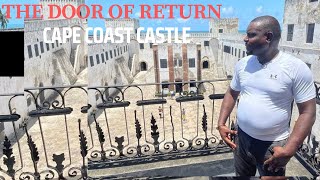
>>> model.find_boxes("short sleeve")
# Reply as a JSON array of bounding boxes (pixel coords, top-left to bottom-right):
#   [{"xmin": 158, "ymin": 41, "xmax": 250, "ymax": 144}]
[
  {"xmin": 293, "ymin": 63, "xmax": 316, "ymax": 103},
  {"xmin": 230, "ymin": 62, "xmax": 241, "ymax": 91}
]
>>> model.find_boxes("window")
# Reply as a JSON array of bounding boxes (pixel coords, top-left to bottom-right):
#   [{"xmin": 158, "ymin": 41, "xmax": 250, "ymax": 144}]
[
  {"xmin": 160, "ymin": 59, "xmax": 167, "ymax": 68},
  {"xmin": 140, "ymin": 43, "xmax": 144, "ymax": 49},
  {"xmin": 231, "ymin": 47, "xmax": 233, "ymax": 55},
  {"xmin": 287, "ymin": 24, "xmax": 294, "ymax": 41},
  {"xmin": 306, "ymin": 23, "xmax": 315, "ymax": 43},
  {"xmin": 110, "ymin": 50, "xmax": 113, "ymax": 58},
  {"xmin": 105, "ymin": 52, "xmax": 109, "ymax": 60},
  {"xmin": 40, "ymin": 42, "xmax": 44, "ymax": 53},
  {"xmin": 203, "ymin": 61, "xmax": 209, "ymax": 69},
  {"xmin": 219, "ymin": 29, "xmax": 223, "ymax": 33},
  {"xmin": 52, "ymin": 43, "xmax": 54, "ymax": 49},
  {"xmin": 223, "ymin": 45, "xmax": 231, "ymax": 53},
  {"xmin": 27, "ymin": 45, "xmax": 33, "ymax": 58},
  {"xmin": 89, "ymin": 56, "xmax": 94, "ymax": 67},
  {"xmin": 204, "ymin": 41, "xmax": 209, "ymax": 46},
  {"xmin": 190, "ymin": 80, "xmax": 196, "ymax": 87},
  {"xmin": 189, "ymin": 58, "xmax": 195, "ymax": 68},
  {"xmin": 243, "ymin": 51, "xmax": 246, "ymax": 58},
  {"xmin": 117, "ymin": 48, "xmax": 119, "ymax": 56},
  {"xmin": 101, "ymin": 53, "xmax": 105, "ymax": 63},
  {"xmin": 150, "ymin": 43, "xmax": 153, "ymax": 48},
  {"xmin": 310, "ymin": 0, "xmax": 317, "ymax": 2},
  {"xmin": 114, "ymin": 49, "xmax": 117, "ymax": 57},
  {"xmin": 235, "ymin": 48, "xmax": 237, "ymax": 56},
  {"xmin": 34, "ymin": 44, "xmax": 39, "ymax": 57},
  {"xmin": 238, "ymin": 50, "xmax": 241, "ymax": 58},
  {"xmin": 56, "ymin": 40, "xmax": 59, "ymax": 47},
  {"xmin": 46, "ymin": 43, "xmax": 50, "ymax": 51},
  {"xmin": 120, "ymin": 47, "xmax": 122, "ymax": 54},
  {"xmin": 96, "ymin": 54, "xmax": 100, "ymax": 64}
]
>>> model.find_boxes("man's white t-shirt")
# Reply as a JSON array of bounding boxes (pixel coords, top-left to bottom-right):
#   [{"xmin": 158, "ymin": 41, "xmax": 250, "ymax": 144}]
[{"xmin": 230, "ymin": 51, "xmax": 316, "ymax": 141}]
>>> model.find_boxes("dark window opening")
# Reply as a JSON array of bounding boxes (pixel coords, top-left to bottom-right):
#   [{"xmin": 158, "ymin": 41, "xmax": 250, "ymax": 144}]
[
  {"xmin": 110, "ymin": 50, "xmax": 113, "ymax": 58},
  {"xmin": 140, "ymin": 62, "xmax": 147, "ymax": 71},
  {"xmin": 203, "ymin": 61, "xmax": 209, "ymax": 69},
  {"xmin": 219, "ymin": 29, "xmax": 223, "ymax": 33},
  {"xmin": 89, "ymin": 56, "xmax": 94, "ymax": 67},
  {"xmin": 204, "ymin": 41, "xmax": 209, "ymax": 46},
  {"xmin": 150, "ymin": 43, "xmax": 153, "ymax": 48},
  {"xmin": 27, "ymin": 45, "xmax": 33, "ymax": 58},
  {"xmin": 223, "ymin": 45, "xmax": 231, "ymax": 54},
  {"xmin": 190, "ymin": 80, "xmax": 196, "ymax": 88},
  {"xmin": 46, "ymin": 43, "xmax": 50, "ymax": 51},
  {"xmin": 105, "ymin": 52, "xmax": 109, "ymax": 60},
  {"xmin": 140, "ymin": 43, "xmax": 144, "ymax": 49},
  {"xmin": 40, "ymin": 42, "xmax": 44, "ymax": 53},
  {"xmin": 306, "ymin": 23, "xmax": 315, "ymax": 43},
  {"xmin": 96, "ymin": 54, "xmax": 100, "ymax": 64},
  {"xmin": 287, "ymin": 24, "xmax": 294, "ymax": 41},
  {"xmin": 34, "ymin": 44, "xmax": 39, "ymax": 57},
  {"xmin": 162, "ymin": 81, "xmax": 169, "ymax": 89},
  {"xmin": 101, "ymin": 53, "xmax": 105, "ymax": 63},
  {"xmin": 114, "ymin": 49, "xmax": 117, "ymax": 57},
  {"xmin": 160, "ymin": 59, "xmax": 167, "ymax": 68},
  {"xmin": 189, "ymin": 58, "xmax": 195, "ymax": 68}
]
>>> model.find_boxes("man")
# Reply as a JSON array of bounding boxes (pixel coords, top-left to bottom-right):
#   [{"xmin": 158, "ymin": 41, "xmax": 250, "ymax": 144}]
[{"xmin": 217, "ymin": 15, "xmax": 316, "ymax": 176}]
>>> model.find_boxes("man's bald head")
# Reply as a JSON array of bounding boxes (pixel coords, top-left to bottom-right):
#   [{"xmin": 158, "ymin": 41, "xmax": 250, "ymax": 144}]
[{"xmin": 250, "ymin": 15, "xmax": 281, "ymax": 41}]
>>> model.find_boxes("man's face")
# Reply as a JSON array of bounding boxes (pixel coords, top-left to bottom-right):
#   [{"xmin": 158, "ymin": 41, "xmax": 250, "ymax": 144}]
[{"xmin": 244, "ymin": 22, "xmax": 269, "ymax": 56}]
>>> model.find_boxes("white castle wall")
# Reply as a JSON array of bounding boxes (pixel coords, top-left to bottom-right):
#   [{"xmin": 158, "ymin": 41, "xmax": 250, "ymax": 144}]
[{"xmin": 87, "ymin": 41, "xmax": 132, "ymax": 108}]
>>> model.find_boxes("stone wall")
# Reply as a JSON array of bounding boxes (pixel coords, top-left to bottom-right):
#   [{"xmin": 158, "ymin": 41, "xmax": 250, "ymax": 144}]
[
  {"xmin": 87, "ymin": 42, "xmax": 132, "ymax": 108},
  {"xmin": 209, "ymin": 18, "xmax": 239, "ymax": 38}
]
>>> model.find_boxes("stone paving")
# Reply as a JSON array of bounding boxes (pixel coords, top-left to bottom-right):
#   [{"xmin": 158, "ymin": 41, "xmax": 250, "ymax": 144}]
[{"xmin": 0, "ymin": 66, "xmax": 313, "ymax": 179}]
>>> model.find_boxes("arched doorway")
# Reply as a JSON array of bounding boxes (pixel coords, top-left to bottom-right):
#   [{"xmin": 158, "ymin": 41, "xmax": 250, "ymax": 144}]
[
  {"xmin": 140, "ymin": 62, "xmax": 147, "ymax": 71},
  {"xmin": 203, "ymin": 61, "xmax": 209, "ymax": 69}
]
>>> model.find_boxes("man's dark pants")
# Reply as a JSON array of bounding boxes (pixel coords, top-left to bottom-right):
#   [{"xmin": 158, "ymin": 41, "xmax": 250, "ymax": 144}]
[{"xmin": 234, "ymin": 126, "xmax": 287, "ymax": 176}]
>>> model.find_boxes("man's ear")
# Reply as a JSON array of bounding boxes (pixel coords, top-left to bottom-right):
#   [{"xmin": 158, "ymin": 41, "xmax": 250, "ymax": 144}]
[{"xmin": 266, "ymin": 32, "xmax": 274, "ymax": 43}]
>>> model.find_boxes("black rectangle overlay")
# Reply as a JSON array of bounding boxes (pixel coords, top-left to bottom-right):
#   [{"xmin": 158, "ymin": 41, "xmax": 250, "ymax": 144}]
[{"xmin": 0, "ymin": 31, "xmax": 24, "ymax": 77}]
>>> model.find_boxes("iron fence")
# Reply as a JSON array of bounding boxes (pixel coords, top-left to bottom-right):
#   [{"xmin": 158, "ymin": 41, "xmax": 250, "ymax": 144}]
[{"xmin": 0, "ymin": 80, "xmax": 319, "ymax": 179}]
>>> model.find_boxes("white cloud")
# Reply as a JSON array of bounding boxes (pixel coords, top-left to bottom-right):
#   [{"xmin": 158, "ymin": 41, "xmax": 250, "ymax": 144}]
[
  {"xmin": 222, "ymin": 6, "xmax": 234, "ymax": 15},
  {"xmin": 256, "ymin": 6, "xmax": 263, "ymax": 13},
  {"xmin": 177, "ymin": 18, "xmax": 189, "ymax": 23}
]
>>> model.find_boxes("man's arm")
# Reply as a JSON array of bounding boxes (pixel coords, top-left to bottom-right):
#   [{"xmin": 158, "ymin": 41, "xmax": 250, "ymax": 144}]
[
  {"xmin": 264, "ymin": 98, "xmax": 316, "ymax": 171},
  {"xmin": 217, "ymin": 87, "xmax": 240, "ymax": 149}
]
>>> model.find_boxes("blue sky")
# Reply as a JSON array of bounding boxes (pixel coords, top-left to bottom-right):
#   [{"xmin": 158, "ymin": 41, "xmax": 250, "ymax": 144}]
[{"xmin": 0, "ymin": 0, "xmax": 285, "ymax": 31}]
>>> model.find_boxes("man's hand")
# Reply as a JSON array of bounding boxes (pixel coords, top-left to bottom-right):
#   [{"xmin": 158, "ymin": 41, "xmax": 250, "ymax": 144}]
[
  {"xmin": 264, "ymin": 146, "xmax": 294, "ymax": 172},
  {"xmin": 218, "ymin": 125, "xmax": 237, "ymax": 150}
]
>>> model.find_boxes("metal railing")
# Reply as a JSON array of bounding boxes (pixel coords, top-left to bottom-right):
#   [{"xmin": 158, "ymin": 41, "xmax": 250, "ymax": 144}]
[{"xmin": 0, "ymin": 81, "xmax": 319, "ymax": 179}]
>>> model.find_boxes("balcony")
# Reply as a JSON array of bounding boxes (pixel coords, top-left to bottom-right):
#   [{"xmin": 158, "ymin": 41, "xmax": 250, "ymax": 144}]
[{"xmin": 0, "ymin": 80, "xmax": 319, "ymax": 179}]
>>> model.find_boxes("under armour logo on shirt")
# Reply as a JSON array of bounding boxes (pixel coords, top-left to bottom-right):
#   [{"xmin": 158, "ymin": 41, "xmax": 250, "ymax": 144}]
[{"xmin": 270, "ymin": 74, "xmax": 278, "ymax": 80}]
